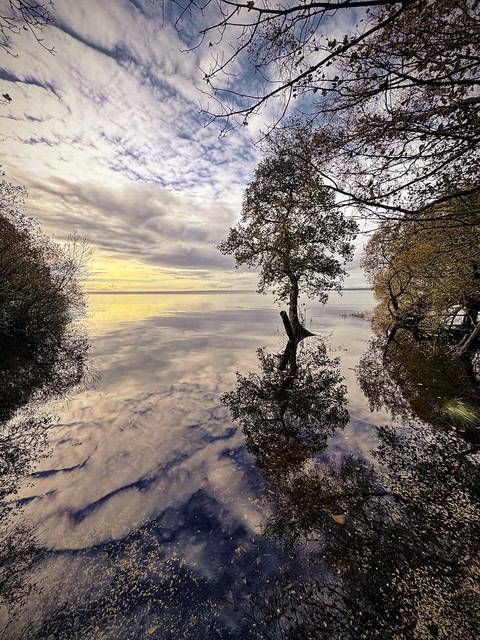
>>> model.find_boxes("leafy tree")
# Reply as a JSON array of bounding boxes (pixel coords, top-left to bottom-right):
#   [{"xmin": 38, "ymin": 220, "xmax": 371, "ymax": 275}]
[
  {"xmin": 0, "ymin": 179, "xmax": 90, "ymax": 420},
  {"xmin": 217, "ymin": 138, "xmax": 357, "ymax": 334},
  {"xmin": 181, "ymin": 0, "xmax": 479, "ymax": 215},
  {"xmin": 361, "ymin": 192, "xmax": 480, "ymax": 352}
]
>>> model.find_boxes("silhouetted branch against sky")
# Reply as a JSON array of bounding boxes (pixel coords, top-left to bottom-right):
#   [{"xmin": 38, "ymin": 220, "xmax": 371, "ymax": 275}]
[
  {"xmin": 176, "ymin": 0, "xmax": 479, "ymax": 217},
  {"xmin": 0, "ymin": 1, "xmax": 56, "ymax": 54}
]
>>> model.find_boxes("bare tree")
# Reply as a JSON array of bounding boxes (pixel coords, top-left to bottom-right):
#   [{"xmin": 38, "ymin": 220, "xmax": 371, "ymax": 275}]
[
  {"xmin": 0, "ymin": 1, "xmax": 56, "ymax": 54},
  {"xmin": 178, "ymin": 0, "xmax": 479, "ymax": 216}
]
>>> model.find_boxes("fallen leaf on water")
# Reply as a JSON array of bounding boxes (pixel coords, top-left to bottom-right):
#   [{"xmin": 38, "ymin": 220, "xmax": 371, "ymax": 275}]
[
  {"xmin": 331, "ymin": 514, "xmax": 346, "ymax": 525},
  {"xmin": 148, "ymin": 625, "xmax": 160, "ymax": 635}
]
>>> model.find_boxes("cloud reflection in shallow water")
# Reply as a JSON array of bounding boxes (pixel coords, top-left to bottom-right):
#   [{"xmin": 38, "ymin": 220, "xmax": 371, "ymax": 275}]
[{"xmin": 11, "ymin": 291, "xmax": 477, "ymax": 639}]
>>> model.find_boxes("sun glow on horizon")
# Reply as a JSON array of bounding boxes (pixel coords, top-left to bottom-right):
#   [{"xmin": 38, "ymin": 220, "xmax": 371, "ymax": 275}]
[{"xmin": 83, "ymin": 252, "xmax": 257, "ymax": 293}]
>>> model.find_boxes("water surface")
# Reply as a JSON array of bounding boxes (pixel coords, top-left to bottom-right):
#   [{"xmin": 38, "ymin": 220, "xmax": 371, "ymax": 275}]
[{"xmin": 2, "ymin": 291, "xmax": 478, "ymax": 639}]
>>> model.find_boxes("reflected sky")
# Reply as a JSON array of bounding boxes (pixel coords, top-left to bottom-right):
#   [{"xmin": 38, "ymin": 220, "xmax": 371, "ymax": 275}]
[
  {"xmin": 4, "ymin": 291, "xmax": 477, "ymax": 639},
  {"xmin": 16, "ymin": 292, "xmax": 378, "ymax": 545}
]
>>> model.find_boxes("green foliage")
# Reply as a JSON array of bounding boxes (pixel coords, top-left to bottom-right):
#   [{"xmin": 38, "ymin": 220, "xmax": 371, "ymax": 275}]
[
  {"xmin": 442, "ymin": 399, "xmax": 480, "ymax": 431},
  {"xmin": 218, "ymin": 139, "xmax": 357, "ymax": 305}
]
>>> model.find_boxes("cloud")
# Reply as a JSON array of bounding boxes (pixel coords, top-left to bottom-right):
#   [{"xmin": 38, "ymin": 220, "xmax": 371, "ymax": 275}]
[
  {"xmin": 0, "ymin": 0, "xmax": 261, "ymax": 287},
  {"xmin": 0, "ymin": 0, "xmax": 366, "ymax": 290}
]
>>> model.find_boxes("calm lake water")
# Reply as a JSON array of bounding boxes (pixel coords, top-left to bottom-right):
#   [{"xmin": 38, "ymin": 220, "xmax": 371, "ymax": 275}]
[{"xmin": 2, "ymin": 290, "xmax": 478, "ymax": 639}]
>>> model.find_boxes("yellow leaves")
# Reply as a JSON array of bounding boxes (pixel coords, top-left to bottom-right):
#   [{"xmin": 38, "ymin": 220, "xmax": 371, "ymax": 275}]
[{"xmin": 331, "ymin": 514, "xmax": 347, "ymax": 525}]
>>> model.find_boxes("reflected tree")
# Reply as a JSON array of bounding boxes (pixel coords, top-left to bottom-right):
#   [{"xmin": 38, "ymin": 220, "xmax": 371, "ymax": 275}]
[
  {"xmin": 356, "ymin": 329, "xmax": 480, "ymax": 445},
  {"xmin": 226, "ymin": 421, "xmax": 479, "ymax": 639},
  {"xmin": 222, "ymin": 320, "xmax": 479, "ymax": 638},
  {"xmin": 222, "ymin": 337, "xmax": 349, "ymax": 481}
]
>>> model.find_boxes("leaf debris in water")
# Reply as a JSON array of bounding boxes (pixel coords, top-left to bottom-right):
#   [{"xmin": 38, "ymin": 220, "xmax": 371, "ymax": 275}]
[{"xmin": 331, "ymin": 514, "xmax": 347, "ymax": 524}]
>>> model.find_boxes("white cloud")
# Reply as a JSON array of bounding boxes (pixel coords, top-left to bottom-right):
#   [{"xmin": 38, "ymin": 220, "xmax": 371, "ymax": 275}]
[
  {"xmin": 0, "ymin": 0, "xmax": 366, "ymax": 290},
  {"xmin": 0, "ymin": 0, "xmax": 259, "ymax": 288}
]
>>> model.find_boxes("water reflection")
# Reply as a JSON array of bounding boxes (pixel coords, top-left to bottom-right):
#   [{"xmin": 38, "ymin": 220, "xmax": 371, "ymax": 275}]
[
  {"xmin": 356, "ymin": 328, "xmax": 480, "ymax": 444},
  {"xmin": 0, "ymin": 325, "xmax": 89, "ymax": 637},
  {"xmin": 222, "ymin": 340, "xmax": 348, "ymax": 480},
  {"xmin": 2, "ymin": 293, "xmax": 478, "ymax": 639},
  {"xmin": 221, "ymin": 319, "xmax": 479, "ymax": 638},
  {"xmin": 229, "ymin": 422, "xmax": 479, "ymax": 640}
]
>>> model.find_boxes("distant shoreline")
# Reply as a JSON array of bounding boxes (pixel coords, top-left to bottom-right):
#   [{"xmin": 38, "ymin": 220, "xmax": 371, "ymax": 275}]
[{"xmin": 86, "ymin": 288, "xmax": 371, "ymax": 295}]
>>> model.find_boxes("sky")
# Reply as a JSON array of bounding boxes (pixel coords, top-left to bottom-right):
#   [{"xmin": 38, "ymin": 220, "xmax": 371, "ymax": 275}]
[{"xmin": 0, "ymin": 0, "xmax": 368, "ymax": 292}]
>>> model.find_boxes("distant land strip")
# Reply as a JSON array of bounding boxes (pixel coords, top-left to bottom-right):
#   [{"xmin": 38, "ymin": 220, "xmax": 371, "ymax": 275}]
[{"xmin": 86, "ymin": 288, "xmax": 370, "ymax": 294}]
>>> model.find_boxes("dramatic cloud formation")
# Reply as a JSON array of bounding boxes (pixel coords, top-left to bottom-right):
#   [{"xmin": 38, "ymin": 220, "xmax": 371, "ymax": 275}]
[{"xmin": 0, "ymin": 0, "xmax": 367, "ymax": 290}]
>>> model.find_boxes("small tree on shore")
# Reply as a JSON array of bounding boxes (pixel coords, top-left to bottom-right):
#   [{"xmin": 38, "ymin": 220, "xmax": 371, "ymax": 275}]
[{"xmin": 217, "ymin": 140, "xmax": 357, "ymax": 336}]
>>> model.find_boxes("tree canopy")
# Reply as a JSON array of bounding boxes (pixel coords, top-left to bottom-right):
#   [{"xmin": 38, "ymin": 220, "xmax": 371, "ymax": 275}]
[
  {"xmin": 362, "ymin": 192, "xmax": 480, "ymax": 351},
  {"xmin": 217, "ymin": 136, "xmax": 357, "ymax": 327},
  {"xmin": 0, "ymin": 179, "xmax": 89, "ymax": 421}
]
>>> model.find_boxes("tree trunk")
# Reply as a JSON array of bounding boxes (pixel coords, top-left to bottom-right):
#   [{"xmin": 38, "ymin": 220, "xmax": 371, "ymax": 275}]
[
  {"xmin": 454, "ymin": 321, "xmax": 480, "ymax": 356},
  {"xmin": 280, "ymin": 310, "xmax": 296, "ymax": 343},
  {"xmin": 288, "ymin": 276, "xmax": 314, "ymax": 341},
  {"xmin": 289, "ymin": 276, "xmax": 300, "ymax": 332}
]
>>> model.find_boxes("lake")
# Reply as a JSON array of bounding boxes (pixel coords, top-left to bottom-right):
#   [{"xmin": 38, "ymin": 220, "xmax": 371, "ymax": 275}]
[{"xmin": 2, "ymin": 290, "xmax": 478, "ymax": 639}]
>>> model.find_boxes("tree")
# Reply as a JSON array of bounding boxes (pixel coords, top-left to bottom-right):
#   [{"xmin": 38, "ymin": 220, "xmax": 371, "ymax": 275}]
[
  {"xmin": 361, "ymin": 192, "xmax": 480, "ymax": 352},
  {"xmin": 0, "ymin": 179, "xmax": 90, "ymax": 421},
  {"xmin": 0, "ymin": 1, "xmax": 55, "ymax": 55},
  {"xmin": 217, "ymin": 137, "xmax": 357, "ymax": 334},
  {"xmin": 180, "ymin": 0, "xmax": 479, "ymax": 216}
]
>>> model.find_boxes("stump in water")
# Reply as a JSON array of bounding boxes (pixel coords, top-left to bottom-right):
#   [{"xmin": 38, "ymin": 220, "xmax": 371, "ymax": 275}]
[
  {"xmin": 280, "ymin": 311, "xmax": 314, "ymax": 343},
  {"xmin": 279, "ymin": 311, "xmax": 315, "ymax": 371}
]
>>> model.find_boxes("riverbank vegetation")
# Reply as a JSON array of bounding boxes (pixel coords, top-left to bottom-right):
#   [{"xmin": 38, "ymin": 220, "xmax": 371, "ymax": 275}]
[
  {"xmin": 362, "ymin": 193, "xmax": 480, "ymax": 354},
  {"xmin": 0, "ymin": 179, "xmax": 91, "ymax": 625},
  {"xmin": 0, "ymin": 180, "xmax": 90, "ymax": 421}
]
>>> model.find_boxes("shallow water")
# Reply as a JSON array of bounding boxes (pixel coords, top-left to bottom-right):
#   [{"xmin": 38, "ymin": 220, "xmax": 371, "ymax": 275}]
[{"xmin": 2, "ymin": 290, "xmax": 478, "ymax": 639}]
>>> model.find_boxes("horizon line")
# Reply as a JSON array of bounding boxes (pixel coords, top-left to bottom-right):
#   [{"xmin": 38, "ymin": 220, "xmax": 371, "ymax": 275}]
[{"xmin": 86, "ymin": 288, "xmax": 371, "ymax": 295}]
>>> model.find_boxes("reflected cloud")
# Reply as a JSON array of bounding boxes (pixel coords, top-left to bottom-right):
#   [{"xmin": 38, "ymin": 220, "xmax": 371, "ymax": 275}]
[{"xmin": 5, "ymin": 292, "xmax": 478, "ymax": 639}]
